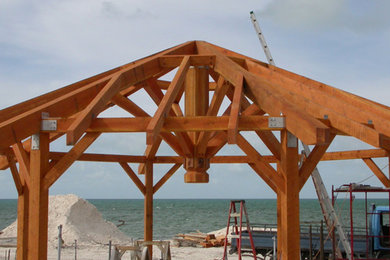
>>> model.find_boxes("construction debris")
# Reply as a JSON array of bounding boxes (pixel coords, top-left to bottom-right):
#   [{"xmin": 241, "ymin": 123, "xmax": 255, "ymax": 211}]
[{"xmin": 172, "ymin": 232, "xmax": 226, "ymax": 248}]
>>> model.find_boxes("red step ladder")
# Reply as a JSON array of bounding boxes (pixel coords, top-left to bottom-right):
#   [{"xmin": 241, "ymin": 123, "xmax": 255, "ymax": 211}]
[{"xmin": 223, "ymin": 200, "xmax": 257, "ymax": 260}]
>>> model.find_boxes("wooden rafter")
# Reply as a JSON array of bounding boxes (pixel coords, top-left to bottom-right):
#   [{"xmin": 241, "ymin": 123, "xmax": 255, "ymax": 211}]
[
  {"xmin": 66, "ymin": 55, "xmax": 165, "ymax": 145},
  {"xmin": 138, "ymin": 137, "xmax": 163, "ymax": 174},
  {"xmin": 197, "ymin": 76, "xmax": 229, "ymax": 156},
  {"xmin": 146, "ymin": 56, "xmax": 190, "ymax": 145},
  {"xmin": 227, "ymin": 75, "xmax": 243, "ymax": 144},
  {"xmin": 3, "ymin": 40, "xmax": 390, "ymax": 260},
  {"xmin": 246, "ymin": 60, "xmax": 390, "ymax": 150},
  {"xmin": 197, "ymin": 41, "xmax": 330, "ymax": 146},
  {"xmin": 0, "ymin": 41, "xmax": 196, "ymax": 150},
  {"xmin": 145, "ymin": 75, "xmax": 193, "ymax": 156}
]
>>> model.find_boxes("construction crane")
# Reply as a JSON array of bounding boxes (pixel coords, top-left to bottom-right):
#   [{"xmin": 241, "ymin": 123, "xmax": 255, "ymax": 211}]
[{"xmin": 249, "ymin": 10, "xmax": 352, "ymax": 260}]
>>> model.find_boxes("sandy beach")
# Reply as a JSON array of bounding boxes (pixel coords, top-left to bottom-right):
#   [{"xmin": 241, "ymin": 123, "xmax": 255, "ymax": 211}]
[
  {"xmin": 1, "ymin": 245, "xmax": 261, "ymax": 260},
  {"xmin": 0, "ymin": 195, "xmax": 262, "ymax": 260}
]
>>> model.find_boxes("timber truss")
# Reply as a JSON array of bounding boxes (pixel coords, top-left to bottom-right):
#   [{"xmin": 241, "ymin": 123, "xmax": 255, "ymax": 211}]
[{"xmin": 1, "ymin": 41, "xmax": 390, "ymax": 260}]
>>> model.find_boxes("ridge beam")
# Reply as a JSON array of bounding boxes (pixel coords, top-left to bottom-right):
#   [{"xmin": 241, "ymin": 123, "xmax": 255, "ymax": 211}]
[{"xmin": 159, "ymin": 55, "xmax": 215, "ymax": 68}]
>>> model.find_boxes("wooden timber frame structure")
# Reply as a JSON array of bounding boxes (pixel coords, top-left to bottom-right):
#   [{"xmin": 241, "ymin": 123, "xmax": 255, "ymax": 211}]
[{"xmin": 1, "ymin": 41, "xmax": 390, "ymax": 259}]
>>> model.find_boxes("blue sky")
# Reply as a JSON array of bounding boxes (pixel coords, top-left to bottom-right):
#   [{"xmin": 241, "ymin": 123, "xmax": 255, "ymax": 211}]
[{"xmin": 1, "ymin": 0, "xmax": 390, "ymax": 199}]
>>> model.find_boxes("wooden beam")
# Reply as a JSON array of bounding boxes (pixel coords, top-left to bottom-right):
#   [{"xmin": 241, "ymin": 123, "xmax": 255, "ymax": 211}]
[
  {"xmin": 138, "ymin": 137, "xmax": 163, "ymax": 174},
  {"xmin": 196, "ymin": 41, "xmax": 330, "ymax": 145},
  {"xmin": 43, "ymin": 132, "xmax": 101, "ymax": 189},
  {"xmin": 145, "ymin": 77, "xmax": 193, "ymax": 156},
  {"xmin": 7, "ymin": 154, "xmax": 23, "ymax": 195},
  {"xmin": 119, "ymin": 162, "xmax": 146, "ymax": 195},
  {"xmin": 227, "ymin": 75, "xmax": 243, "ymax": 144},
  {"xmin": 0, "ymin": 77, "xmax": 108, "ymax": 150},
  {"xmin": 145, "ymin": 78, "xmax": 165, "ymax": 105},
  {"xmin": 17, "ymin": 187, "xmax": 29, "ymax": 260},
  {"xmin": 56, "ymin": 115, "xmax": 283, "ymax": 133},
  {"xmin": 246, "ymin": 59, "xmax": 390, "ymax": 150},
  {"xmin": 322, "ymin": 149, "xmax": 388, "ymax": 161},
  {"xmin": 159, "ymin": 55, "xmax": 215, "ymax": 68},
  {"xmin": 279, "ymin": 130, "xmax": 300, "ymax": 259},
  {"xmin": 0, "ymin": 41, "xmax": 195, "ymax": 125},
  {"xmin": 271, "ymin": 63, "xmax": 390, "ymax": 121},
  {"xmin": 160, "ymin": 132, "xmax": 184, "ymax": 156},
  {"xmin": 144, "ymin": 160, "xmax": 153, "ymax": 258},
  {"xmin": 363, "ymin": 158, "xmax": 390, "ymax": 187},
  {"xmin": 111, "ymin": 94, "xmax": 150, "ymax": 117},
  {"xmin": 46, "ymin": 148, "xmax": 390, "ymax": 166},
  {"xmin": 50, "ymin": 152, "xmax": 147, "ymax": 163},
  {"xmin": 28, "ymin": 132, "xmax": 49, "ymax": 260},
  {"xmin": 66, "ymin": 55, "xmax": 163, "ymax": 145},
  {"xmin": 184, "ymin": 66, "xmax": 209, "ymax": 145},
  {"xmin": 153, "ymin": 163, "xmax": 182, "ymax": 194},
  {"xmin": 299, "ymin": 135, "xmax": 335, "ymax": 190},
  {"xmin": 207, "ymin": 76, "xmax": 230, "ymax": 116},
  {"xmin": 12, "ymin": 142, "xmax": 30, "ymax": 187},
  {"xmin": 236, "ymin": 133, "xmax": 284, "ymax": 192},
  {"xmin": 277, "ymin": 189, "xmax": 283, "ymax": 259},
  {"xmin": 0, "ymin": 69, "xmax": 120, "ymax": 124},
  {"xmin": 204, "ymin": 102, "xmax": 263, "ymax": 158},
  {"xmin": 146, "ymin": 56, "xmax": 190, "ymax": 145},
  {"xmin": 197, "ymin": 76, "xmax": 229, "ymax": 156},
  {"xmin": 0, "ymin": 41, "xmax": 196, "ymax": 150},
  {"xmin": 255, "ymin": 131, "xmax": 281, "ymax": 161},
  {"xmin": 248, "ymin": 163, "xmax": 277, "ymax": 192}
]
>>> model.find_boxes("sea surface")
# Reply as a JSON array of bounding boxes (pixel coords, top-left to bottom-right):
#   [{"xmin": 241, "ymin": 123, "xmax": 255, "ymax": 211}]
[{"xmin": 0, "ymin": 198, "xmax": 389, "ymax": 240}]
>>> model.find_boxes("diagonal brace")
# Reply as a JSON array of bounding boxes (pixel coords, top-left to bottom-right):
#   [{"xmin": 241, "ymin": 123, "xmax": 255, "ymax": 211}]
[
  {"xmin": 146, "ymin": 56, "xmax": 190, "ymax": 145},
  {"xmin": 44, "ymin": 132, "xmax": 101, "ymax": 189}
]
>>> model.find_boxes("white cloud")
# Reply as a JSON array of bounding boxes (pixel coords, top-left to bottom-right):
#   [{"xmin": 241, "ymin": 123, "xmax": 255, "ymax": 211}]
[
  {"xmin": 260, "ymin": 0, "xmax": 390, "ymax": 34},
  {"xmin": 1, "ymin": 0, "xmax": 390, "ymax": 199}
]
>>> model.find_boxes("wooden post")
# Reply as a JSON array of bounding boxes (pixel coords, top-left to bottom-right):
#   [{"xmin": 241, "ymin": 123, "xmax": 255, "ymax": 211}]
[
  {"xmin": 276, "ymin": 191, "xmax": 283, "ymax": 260},
  {"xmin": 28, "ymin": 133, "xmax": 49, "ymax": 260},
  {"xmin": 184, "ymin": 66, "xmax": 210, "ymax": 183},
  {"xmin": 276, "ymin": 162, "xmax": 283, "ymax": 259},
  {"xmin": 279, "ymin": 130, "xmax": 300, "ymax": 259},
  {"xmin": 144, "ymin": 160, "xmax": 153, "ymax": 258},
  {"xmin": 184, "ymin": 66, "xmax": 209, "ymax": 143},
  {"xmin": 16, "ymin": 190, "xmax": 29, "ymax": 260}
]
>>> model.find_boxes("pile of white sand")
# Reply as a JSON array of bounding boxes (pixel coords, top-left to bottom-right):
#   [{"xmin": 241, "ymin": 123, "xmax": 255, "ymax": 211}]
[{"xmin": 0, "ymin": 194, "xmax": 132, "ymax": 248}]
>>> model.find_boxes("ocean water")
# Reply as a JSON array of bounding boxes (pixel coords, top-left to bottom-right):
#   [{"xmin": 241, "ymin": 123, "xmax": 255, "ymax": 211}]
[{"xmin": 0, "ymin": 198, "xmax": 388, "ymax": 240}]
